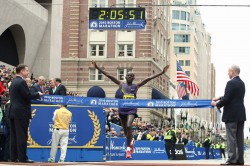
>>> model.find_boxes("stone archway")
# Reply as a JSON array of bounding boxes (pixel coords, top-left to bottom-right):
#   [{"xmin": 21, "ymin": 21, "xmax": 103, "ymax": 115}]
[{"xmin": 0, "ymin": 24, "xmax": 25, "ymax": 66}]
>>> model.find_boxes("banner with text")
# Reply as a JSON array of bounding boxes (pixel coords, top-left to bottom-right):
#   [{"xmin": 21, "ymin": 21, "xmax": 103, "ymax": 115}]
[
  {"xmin": 32, "ymin": 95, "xmax": 213, "ymax": 109},
  {"xmin": 185, "ymin": 146, "xmax": 221, "ymax": 160},
  {"xmin": 105, "ymin": 138, "xmax": 168, "ymax": 160},
  {"xmin": 28, "ymin": 105, "xmax": 106, "ymax": 148}
]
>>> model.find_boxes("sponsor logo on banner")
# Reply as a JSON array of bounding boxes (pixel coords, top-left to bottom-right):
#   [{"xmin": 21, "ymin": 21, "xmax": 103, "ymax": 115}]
[
  {"xmin": 89, "ymin": 21, "xmax": 98, "ymax": 28},
  {"xmin": 175, "ymin": 149, "xmax": 184, "ymax": 155},
  {"xmin": 66, "ymin": 97, "xmax": 84, "ymax": 104},
  {"xmin": 90, "ymin": 99, "xmax": 97, "ymax": 105},
  {"xmin": 124, "ymin": 21, "xmax": 145, "ymax": 29},
  {"xmin": 122, "ymin": 101, "xmax": 140, "ymax": 107},
  {"xmin": 180, "ymin": 101, "xmax": 198, "ymax": 107},
  {"xmin": 154, "ymin": 100, "xmax": 177, "ymax": 107},
  {"xmin": 135, "ymin": 147, "xmax": 152, "ymax": 153},
  {"xmin": 185, "ymin": 147, "xmax": 197, "ymax": 156},
  {"xmin": 174, "ymin": 144, "xmax": 187, "ymax": 160},
  {"xmin": 153, "ymin": 147, "xmax": 166, "ymax": 154},
  {"xmin": 42, "ymin": 96, "xmax": 64, "ymax": 103},
  {"xmin": 147, "ymin": 102, "xmax": 154, "ymax": 107},
  {"xmin": 96, "ymin": 99, "xmax": 119, "ymax": 107},
  {"xmin": 106, "ymin": 139, "xmax": 126, "ymax": 158}
]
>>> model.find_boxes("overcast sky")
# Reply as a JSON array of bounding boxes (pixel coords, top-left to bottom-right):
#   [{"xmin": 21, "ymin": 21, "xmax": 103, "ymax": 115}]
[{"xmin": 196, "ymin": 0, "xmax": 250, "ymax": 133}]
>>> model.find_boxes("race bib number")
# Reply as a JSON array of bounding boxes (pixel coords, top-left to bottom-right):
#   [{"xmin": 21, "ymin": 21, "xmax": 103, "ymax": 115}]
[{"xmin": 123, "ymin": 94, "xmax": 135, "ymax": 99}]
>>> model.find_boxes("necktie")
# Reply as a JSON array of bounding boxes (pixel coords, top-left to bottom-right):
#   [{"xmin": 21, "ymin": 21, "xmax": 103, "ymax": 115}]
[{"xmin": 40, "ymin": 86, "xmax": 44, "ymax": 93}]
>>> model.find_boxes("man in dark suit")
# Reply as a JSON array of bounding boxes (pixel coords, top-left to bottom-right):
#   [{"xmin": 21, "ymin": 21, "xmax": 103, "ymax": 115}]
[
  {"xmin": 211, "ymin": 64, "xmax": 245, "ymax": 165},
  {"xmin": 46, "ymin": 79, "xmax": 57, "ymax": 95},
  {"xmin": 9, "ymin": 64, "xmax": 43, "ymax": 163},
  {"xmin": 54, "ymin": 78, "xmax": 66, "ymax": 95},
  {"xmin": 30, "ymin": 76, "xmax": 46, "ymax": 93}
]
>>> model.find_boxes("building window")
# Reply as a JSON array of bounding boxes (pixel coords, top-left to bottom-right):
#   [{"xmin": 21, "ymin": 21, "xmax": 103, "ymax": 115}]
[
  {"xmin": 172, "ymin": 23, "xmax": 179, "ymax": 30},
  {"xmin": 174, "ymin": 1, "xmax": 183, "ymax": 5},
  {"xmin": 89, "ymin": 68, "xmax": 104, "ymax": 81},
  {"xmin": 185, "ymin": 71, "xmax": 190, "ymax": 77},
  {"xmin": 181, "ymin": 11, "xmax": 186, "ymax": 20},
  {"xmin": 174, "ymin": 34, "xmax": 190, "ymax": 42},
  {"xmin": 117, "ymin": 0, "xmax": 135, "ymax": 7},
  {"xmin": 179, "ymin": 60, "xmax": 184, "ymax": 66},
  {"xmin": 186, "ymin": 12, "xmax": 190, "ymax": 21},
  {"xmin": 90, "ymin": 44, "xmax": 105, "ymax": 57},
  {"xmin": 172, "ymin": 10, "xmax": 179, "ymax": 19},
  {"xmin": 185, "ymin": 60, "xmax": 190, "ymax": 66},
  {"xmin": 174, "ymin": 47, "xmax": 190, "ymax": 54},
  {"xmin": 180, "ymin": 24, "xmax": 186, "ymax": 30},
  {"xmin": 117, "ymin": 68, "xmax": 131, "ymax": 80},
  {"xmin": 172, "ymin": 23, "xmax": 190, "ymax": 31},
  {"xmin": 118, "ymin": 44, "xmax": 134, "ymax": 57},
  {"xmin": 91, "ymin": 0, "xmax": 106, "ymax": 7},
  {"xmin": 172, "ymin": 10, "xmax": 190, "ymax": 21}
]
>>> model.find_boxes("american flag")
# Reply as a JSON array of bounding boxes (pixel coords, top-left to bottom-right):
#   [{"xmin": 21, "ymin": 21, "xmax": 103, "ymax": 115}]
[
  {"xmin": 176, "ymin": 61, "xmax": 199, "ymax": 96},
  {"xmin": 177, "ymin": 82, "xmax": 187, "ymax": 99}
]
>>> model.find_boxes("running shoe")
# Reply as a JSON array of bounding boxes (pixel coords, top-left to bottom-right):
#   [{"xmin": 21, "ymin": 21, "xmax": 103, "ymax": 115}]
[
  {"xmin": 130, "ymin": 140, "xmax": 135, "ymax": 154},
  {"xmin": 126, "ymin": 150, "xmax": 132, "ymax": 159}
]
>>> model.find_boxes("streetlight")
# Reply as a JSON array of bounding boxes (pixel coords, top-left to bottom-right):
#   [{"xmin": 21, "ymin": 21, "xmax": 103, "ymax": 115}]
[
  {"xmin": 200, "ymin": 122, "xmax": 205, "ymax": 142},
  {"xmin": 180, "ymin": 110, "xmax": 188, "ymax": 124},
  {"xmin": 190, "ymin": 117, "xmax": 201, "ymax": 141},
  {"xmin": 207, "ymin": 123, "xmax": 213, "ymax": 134}
]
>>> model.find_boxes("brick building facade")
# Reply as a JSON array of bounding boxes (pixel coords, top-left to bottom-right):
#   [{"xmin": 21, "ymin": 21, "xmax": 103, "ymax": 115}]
[{"xmin": 61, "ymin": 0, "xmax": 172, "ymax": 125}]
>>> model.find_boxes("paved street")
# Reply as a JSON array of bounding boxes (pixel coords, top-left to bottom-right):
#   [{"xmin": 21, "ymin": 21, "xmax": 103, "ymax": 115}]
[
  {"xmin": 1, "ymin": 150, "xmax": 250, "ymax": 166},
  {"xmin": 0, "ymin": 158, "xmax": 248, "ymax": 166}
]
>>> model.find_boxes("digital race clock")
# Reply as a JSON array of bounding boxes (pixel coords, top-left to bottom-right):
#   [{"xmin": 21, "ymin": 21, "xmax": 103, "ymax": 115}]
[{"xmin": 89, "ymin": 8, "xmax": 146, "ymax": 30}]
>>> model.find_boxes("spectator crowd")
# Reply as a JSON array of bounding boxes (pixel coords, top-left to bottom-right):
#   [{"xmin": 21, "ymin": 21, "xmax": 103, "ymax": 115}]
[{"xmin": 0, "ymin": 64, "xmax": 76, "ymax": 161}]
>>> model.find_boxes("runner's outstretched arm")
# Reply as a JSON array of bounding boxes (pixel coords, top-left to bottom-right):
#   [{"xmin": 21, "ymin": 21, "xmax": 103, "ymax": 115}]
[
  {"xmin": 137, "ymin": 65, "xmax": 169, "ymax": 88},
  {"xmin": 92, "ymin": 61, "xmax": 121, "ymax": 85}
]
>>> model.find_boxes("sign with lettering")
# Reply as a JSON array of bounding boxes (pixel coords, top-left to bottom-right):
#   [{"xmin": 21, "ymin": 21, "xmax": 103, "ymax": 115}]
[
  {"xmin": 28, "ymin": 105, "xmax": 106, "ymax": 147},
  {"xmin": 185, "ymin": 146, "xmax": 221, "ymax": 160},
  {"xmin": 32, "ymin": 95, "xmax": 213, "ymax": 109},
  {"xmin": 106, "ymin": 138, "xmax": 168, "ymax": 160},
  {"xmin": 89, "ymin": 8, "xmax": 146, "ymax": 30}
]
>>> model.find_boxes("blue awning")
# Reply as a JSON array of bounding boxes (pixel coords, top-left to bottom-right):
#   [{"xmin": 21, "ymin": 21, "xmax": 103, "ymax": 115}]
[{"xmin": 151, "ymin": 88, "xmax": 169, "ymax": 99}]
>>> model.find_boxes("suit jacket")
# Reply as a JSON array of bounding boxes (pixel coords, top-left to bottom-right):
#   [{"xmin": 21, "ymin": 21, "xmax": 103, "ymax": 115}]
[
  {"xmin": 54, "ymin": 84, "xmax": 66, "ymax": 95},
  {"xmin": 216, "ymin": 76, "xmax": 246, "ymax": 122},
  {"xmin": 30, "ymin": 83, "xmax": 46, "ymax": 93},
  {"xmin": 48, "ymin": 87, "xmax": 56, "ymax": 95},
  {"xmin": 9, "ymin": 76, "xmax": 40, "ymax": 119}
]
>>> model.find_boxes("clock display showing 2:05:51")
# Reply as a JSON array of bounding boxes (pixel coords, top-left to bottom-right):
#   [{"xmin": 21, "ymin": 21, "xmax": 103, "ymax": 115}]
[{"xmin": 89, "ymin": 8, "xmax": 146, "ymax": 20}]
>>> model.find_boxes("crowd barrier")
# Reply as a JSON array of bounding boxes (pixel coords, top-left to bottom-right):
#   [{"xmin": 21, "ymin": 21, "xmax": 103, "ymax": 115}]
[
  {"xmin": 185, "ymin": 146, "xmax": 221, "ymax": 160},
  {"xmin": 26, "ymin": 96, "xmax": 215, "ymax": 162},
  {"xmin": 26, "ymin": 104, "xmax": 220, "ymax": 162},
  {"xmin": 106, "ymin": 138, "xmax": 169, "ymax": 160},
  {"xmin": 106, "ymin": 138, "xmax": 221, "ymax": 160}
]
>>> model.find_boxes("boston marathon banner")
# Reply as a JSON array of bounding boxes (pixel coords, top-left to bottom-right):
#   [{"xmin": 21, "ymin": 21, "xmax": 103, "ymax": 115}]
[
  {"xmin": 32, "ymin": 95, "xmax": 213, "ymax": 109},
  {"xmin": 106, "ymin": 138, "xmax": 168, "ymax": 160},
  {"xmin": 185, "ymin": 146, "xmax": 221, "ymax": 160},
  {"xmin": 28, "ymin": 105, "xmax": 106, "ymax": 148}
]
